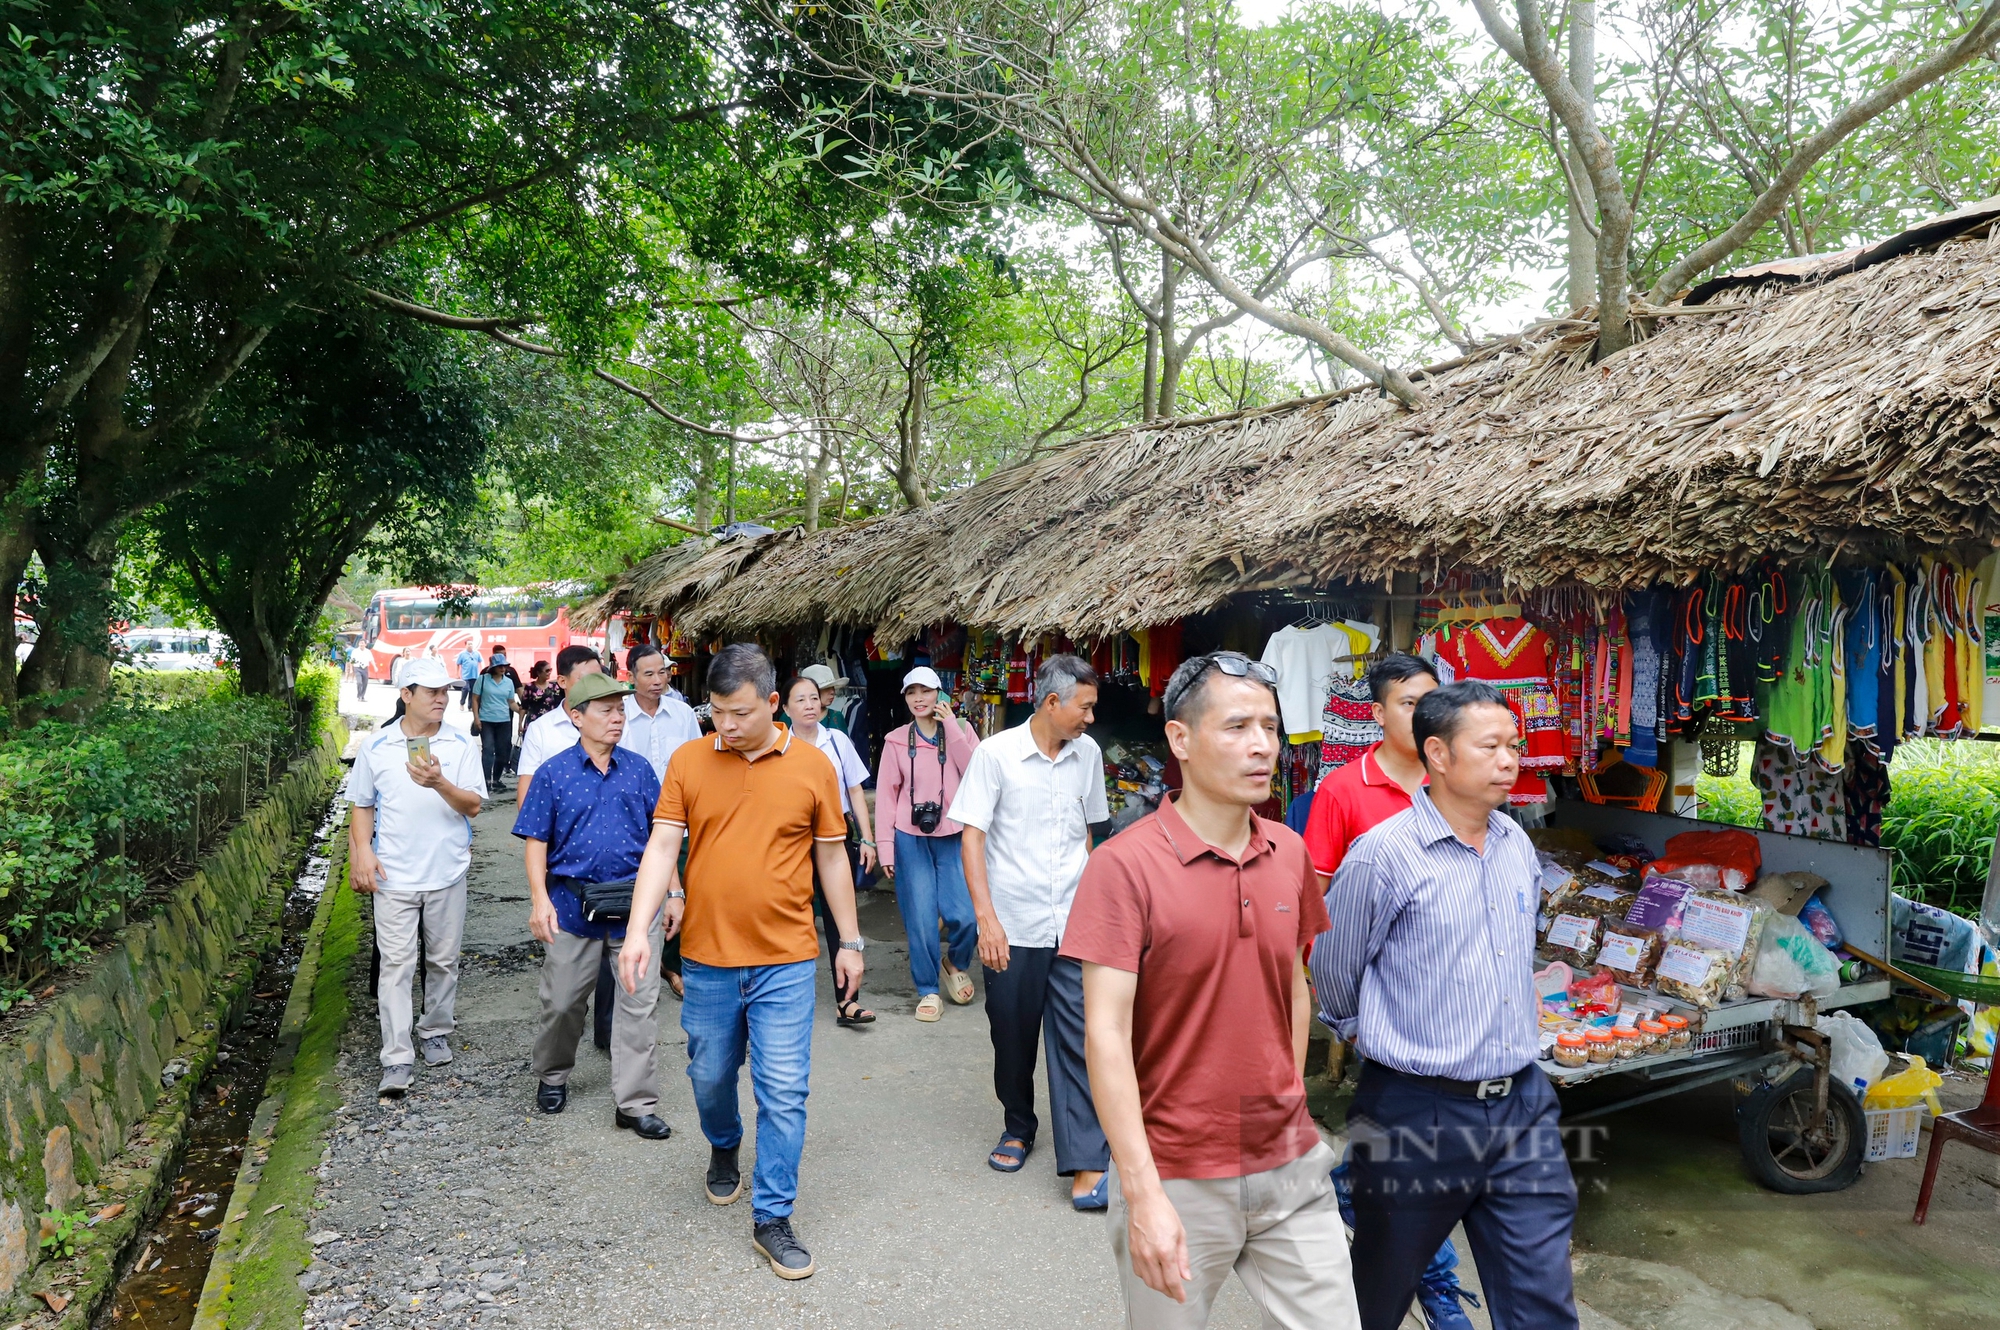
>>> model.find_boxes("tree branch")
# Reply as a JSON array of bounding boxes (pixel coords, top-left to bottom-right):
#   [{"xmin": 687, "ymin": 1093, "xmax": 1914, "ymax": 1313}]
[{"xmin": 1651, "ymin": 0, "xmax": 2000, "ymax": 302}]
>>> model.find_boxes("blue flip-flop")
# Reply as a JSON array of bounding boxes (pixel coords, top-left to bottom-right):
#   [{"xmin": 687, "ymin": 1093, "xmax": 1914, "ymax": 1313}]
[
  {"xmin": 988, "ymin": 1136, "xmax": 1032, "ymax": 1173},
  {"xmin": 1072, "ymin": 1173, "xmax": 1110, "ymax": 1211}
]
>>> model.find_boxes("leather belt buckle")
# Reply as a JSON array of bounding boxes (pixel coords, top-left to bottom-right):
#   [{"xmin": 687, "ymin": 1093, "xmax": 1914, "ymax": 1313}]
[{"xmin": 1475, "ymin": 1076, "xmax": 1514, "ymax": 1101}]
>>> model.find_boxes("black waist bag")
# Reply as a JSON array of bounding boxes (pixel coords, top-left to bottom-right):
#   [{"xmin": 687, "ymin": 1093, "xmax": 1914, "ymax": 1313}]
[{"xmin": 580, "ymin": 878, "xmax": 636, "ymax": 924}]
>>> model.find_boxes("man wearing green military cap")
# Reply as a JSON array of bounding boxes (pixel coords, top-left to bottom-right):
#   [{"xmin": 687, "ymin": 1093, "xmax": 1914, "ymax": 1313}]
[{"xmin": 513, "ymin": 668, "xmax": 675, "ymax": 1138}]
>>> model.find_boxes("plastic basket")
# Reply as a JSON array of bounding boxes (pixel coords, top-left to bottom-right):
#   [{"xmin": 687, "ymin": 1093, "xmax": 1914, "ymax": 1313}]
[{"xmin": 1864, "ymin": 1105, "xmax": 1927, "ymax": 1161}]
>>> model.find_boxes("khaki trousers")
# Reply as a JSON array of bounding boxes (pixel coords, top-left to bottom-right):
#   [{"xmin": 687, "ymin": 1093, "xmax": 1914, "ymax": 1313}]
[
  {"xmin": 1107, "ymin": 1140, "xmax": 1359, "ymax": 1330},
  {"xmin": 374, "ymin": 878, "xmax": 468, "ymax": 1068},
  {"xmin": 532, "ymin": 918, "xmax": 664, "ymax": 1115}
]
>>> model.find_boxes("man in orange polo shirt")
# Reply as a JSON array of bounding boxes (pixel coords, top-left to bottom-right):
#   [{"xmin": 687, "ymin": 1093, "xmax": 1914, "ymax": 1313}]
[{"xmin": 620, "ymin": 643, "xmax": 863, "ymax": 1282}]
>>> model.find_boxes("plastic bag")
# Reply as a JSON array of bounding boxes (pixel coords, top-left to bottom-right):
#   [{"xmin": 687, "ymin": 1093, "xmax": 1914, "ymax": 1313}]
[
  {"xmin": 1540, "ymin": 910, "xmax": 1603, "ymax": 966},
  {"xmin": 1652, "ymin": 828, "xmax": 1761, "ymax": 892},
  {"xmin": 1656, "ymin": 942, "xmax": 1733, "ymax": 1008},
  {"xmin": 1594, "ymin": 927, "xmax": 1664, "ymax": 985},
  {"xmin": 1799, "ymin": 893, "xmax": 1843, "ymax": 948},
  {"xmin": 1817, "ymin": 1010, "xmax": 1889, "ymax": 1094},
  {"xmin": 1864, "ymin": 1055, "xmax": 1944, "ymax": 1115},
  {"xmin": 1566, "ymin": 968, "xmax": 1621, "ymax": 1015},
  {"xmin": 1747, "ymin": 911, "xmax": 1842, "ymax": 1000}
]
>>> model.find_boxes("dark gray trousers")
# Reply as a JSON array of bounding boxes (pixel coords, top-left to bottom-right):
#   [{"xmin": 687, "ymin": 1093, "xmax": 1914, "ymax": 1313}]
[{"xmin": 981, "ymin": 946, "xmax": 1108, "ymax": 1176}]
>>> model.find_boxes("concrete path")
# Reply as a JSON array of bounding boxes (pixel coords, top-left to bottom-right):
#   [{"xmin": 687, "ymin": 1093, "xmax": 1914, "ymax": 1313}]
[{"xmin": 308, "ymin": 679, "xmax": 2000, "ymax": 1330}]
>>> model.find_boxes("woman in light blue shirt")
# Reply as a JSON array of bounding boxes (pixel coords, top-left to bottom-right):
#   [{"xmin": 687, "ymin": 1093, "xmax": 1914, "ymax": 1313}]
[{"xmin": 473, "ymin": 660, "xmax": 522, "ymax": 787}]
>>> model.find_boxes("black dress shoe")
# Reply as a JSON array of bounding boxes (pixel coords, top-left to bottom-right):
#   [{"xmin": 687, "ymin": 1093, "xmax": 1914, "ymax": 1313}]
[
  {"xmin": 615, "ymin": 1110, "xmax": 672, "ymax": 1140},
  {"xmin": 536, "ymin": 1082, "xmax": 567, "ymax": 1114},
  {"xmin": 705, "ymin": 1145, "xmax": 743, "ymax": 1205}
]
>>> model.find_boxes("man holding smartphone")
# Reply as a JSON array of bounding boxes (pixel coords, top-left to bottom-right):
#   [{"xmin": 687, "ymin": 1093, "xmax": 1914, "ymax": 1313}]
[{"xmin": 346, "ymin": 658, "xmax": 486, "ymax": 1098}]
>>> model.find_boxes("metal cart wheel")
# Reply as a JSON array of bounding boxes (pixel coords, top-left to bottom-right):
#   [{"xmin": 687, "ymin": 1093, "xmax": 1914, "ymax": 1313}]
[{"xmin": 1736, "ymin": 1072, "xmax": 1866, "ymax": 1193}]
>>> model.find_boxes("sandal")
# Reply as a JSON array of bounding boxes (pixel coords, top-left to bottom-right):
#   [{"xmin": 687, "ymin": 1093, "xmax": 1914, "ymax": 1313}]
[
  {"xmin": 941, "ymin": 965, "xmax": 974, "ymax": 1006},
  {"xmin": 988, "ymin": 1136, "xmax": 1032, "ymax": 1173},
  {"xmin": 915, "ymin": 993, "xmax": 943, "ymax": 1022},
  {"xmin": 836, "ymin": 998, "xmax": 876, "ymax": 1027},
  {"xmin": 1071, "ymin": 1173, "xmax": 1109, "ymax": 1211}
]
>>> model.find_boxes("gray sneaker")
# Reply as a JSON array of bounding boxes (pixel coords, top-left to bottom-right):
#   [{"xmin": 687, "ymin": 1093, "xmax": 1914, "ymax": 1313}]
[
  {"xmin": 378, "ymin": 1063, "xmax": 415, "ymax": 1098},
  {"xmin": 420, "ymin": 1036, "xmax": 453, "ymax": 1067}
]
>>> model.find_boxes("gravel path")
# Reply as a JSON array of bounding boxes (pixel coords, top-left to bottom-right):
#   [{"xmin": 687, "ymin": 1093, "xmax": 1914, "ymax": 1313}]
[{"xmin": 294, "ymin": 794, "xmax": 1286, "ymax": 1329}]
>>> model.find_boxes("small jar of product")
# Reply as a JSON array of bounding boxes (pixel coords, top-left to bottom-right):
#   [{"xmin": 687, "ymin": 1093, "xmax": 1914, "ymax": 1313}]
[
  {"xmin": 1661, "ymin": 1014, "xmax": 1691, "ymax": 1049},
  {"xmin": 1552, "ymin": 1032, "xmax": 1589, "ymax": 1069},
  {"xmin": 1585, "ymin": 1029, "xmax": 1617, "ymax": 1064},
  {"xmin": 1614, "ymin": 1025, "xmax": 1646, "ymax": 1059},
  {"xmin": 1638, "ymin": 1018, "xmax": 1670, "ymax": 1052}
]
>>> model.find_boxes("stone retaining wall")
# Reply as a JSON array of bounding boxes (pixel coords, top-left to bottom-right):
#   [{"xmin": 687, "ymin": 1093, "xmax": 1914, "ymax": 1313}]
[{"xmin": 0, "ymin": 729, "xmax": 343, "ymax": 1297}]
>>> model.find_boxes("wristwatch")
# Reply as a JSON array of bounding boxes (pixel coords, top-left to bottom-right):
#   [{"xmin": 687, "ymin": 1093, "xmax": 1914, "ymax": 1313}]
[
  {"xmin": 665, "ymin": 889, "xmax": 687, "ymax": 900},
  {"xmin": 838, "ymin": 937, "xmax": 866, "ymax": 953}
]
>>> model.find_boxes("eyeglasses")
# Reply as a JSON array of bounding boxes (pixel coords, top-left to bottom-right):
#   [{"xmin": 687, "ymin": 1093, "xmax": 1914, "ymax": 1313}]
[{"xmin": 1163, "ymin": 651, "xmax": 1280, "ymax": 721}]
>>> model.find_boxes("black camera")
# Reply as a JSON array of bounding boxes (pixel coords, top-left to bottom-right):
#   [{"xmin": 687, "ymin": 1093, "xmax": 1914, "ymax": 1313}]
[{"xmin": 910, "ymin": 800, "xmax": 944, "ymax": 835}]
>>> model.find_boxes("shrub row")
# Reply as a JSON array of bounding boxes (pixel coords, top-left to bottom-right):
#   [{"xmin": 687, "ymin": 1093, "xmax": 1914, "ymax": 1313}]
[{"xmin": 0, "ymin": 664, "xmax": 338, "ymax": 1003}]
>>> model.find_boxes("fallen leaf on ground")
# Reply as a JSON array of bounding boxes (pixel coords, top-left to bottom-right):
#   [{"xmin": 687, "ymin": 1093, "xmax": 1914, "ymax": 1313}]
[
  {"xmin": 90, "ymin": 1203, "xmax": 126, "ymax": 1224},
  {"xmin": 263, "ymin": 1203, "xmax": 285, "ymax": 1215},
  {"xmin": 36, "ymin": 1291, "xmax": 70, "ymax": 1313}
]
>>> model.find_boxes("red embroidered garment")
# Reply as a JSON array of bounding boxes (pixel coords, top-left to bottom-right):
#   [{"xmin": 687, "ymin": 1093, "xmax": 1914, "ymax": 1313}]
[{"xmin": 1435, "ymin": 617, "xmax": 1567, "ymax": 803}]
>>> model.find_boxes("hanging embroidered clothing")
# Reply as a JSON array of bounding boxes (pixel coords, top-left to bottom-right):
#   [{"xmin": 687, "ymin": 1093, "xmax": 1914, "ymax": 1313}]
[
  {"xmin": 1752, "ymin": 739, "xmax": 1847, "ymax": 842},
  {"xmin": 1146, "ymin": 624, "xmax": 1184, "ymax": 699},
  {"xmin": 1836, "ymin": 568, "xmax": 1882, "ymax": 748},
  {"xmin": 1626, "ymin": 591, "xmax": 1663, "ymax": 769},
  {"xmin": 1842, "ymin": 744, "xmax": 1889, "ymax": 847},
  {"xmin": 1319, "ymin": 676, "xmax": 1382, "ymax": 771},
  {"xmin": 1434, "ymin": 618, "xmax": 1567, "ymax": 772}
]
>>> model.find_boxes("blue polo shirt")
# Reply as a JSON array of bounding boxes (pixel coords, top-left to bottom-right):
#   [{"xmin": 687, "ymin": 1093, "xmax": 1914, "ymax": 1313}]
[{"xmin": 511, "ymin": 742, "xmax": 661, "ymax": 939}]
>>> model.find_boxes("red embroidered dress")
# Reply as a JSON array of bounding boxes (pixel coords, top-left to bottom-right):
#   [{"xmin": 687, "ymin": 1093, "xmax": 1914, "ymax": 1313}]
[{"xmin": 1435, "ymin": 617, "xmax": 1568, "ymax": 777}]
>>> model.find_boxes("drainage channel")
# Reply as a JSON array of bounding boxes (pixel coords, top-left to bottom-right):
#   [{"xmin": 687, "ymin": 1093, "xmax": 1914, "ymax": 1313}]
[{"xmin": 102, "ymin": 799, "xmax": 344, "ymax": 1330}]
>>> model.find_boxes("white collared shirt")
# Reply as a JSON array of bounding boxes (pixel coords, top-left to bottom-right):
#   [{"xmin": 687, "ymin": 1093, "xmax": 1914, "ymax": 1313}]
[
  {"xmin": 515, "ymin": 707, "xmax": 577, "ymax": 778},
  {"xmin": 621, "ymin": 691, "xmax": 704, "ymax": 780},
  {"xmin": 947, "ymin": 721, "xmax": 1109, "ymax": 947},
  {"xmin": 797, "ymin": 722, "xmax": 870, "ymax": 815},
  {"xmin": 344, "ymin": 723, "xmax": 486, "ymax": 890}
]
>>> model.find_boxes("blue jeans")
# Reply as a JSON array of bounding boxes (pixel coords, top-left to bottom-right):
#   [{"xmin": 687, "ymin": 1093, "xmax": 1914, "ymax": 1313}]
[
  {"xmin": 681, "ymin": 958, "xmax": 816, "ymax": 1224},
  {"xmin": 891, "ymin": 830, "xmax": 977, "ymax": 996}
]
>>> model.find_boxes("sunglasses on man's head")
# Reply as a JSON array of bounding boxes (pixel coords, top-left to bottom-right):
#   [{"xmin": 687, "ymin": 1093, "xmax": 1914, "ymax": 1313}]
[{"xmin": 1164, "ymin": 652, "xmax": 1279, "ymax": 720}]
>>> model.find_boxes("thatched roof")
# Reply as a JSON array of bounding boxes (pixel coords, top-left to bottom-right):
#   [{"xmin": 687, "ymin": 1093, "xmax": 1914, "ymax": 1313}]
[
  {"xmin": 572, "ymin": 528, "xmax": 804, "ymax": 633},
  {"xmin": 606, "ymin": 204, "xmax": 2000, "ymax": 641}
]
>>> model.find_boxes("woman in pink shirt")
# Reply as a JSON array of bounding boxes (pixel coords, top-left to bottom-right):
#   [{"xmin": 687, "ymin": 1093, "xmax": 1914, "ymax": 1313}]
[{"xmin": 877, "ymin": 666, "xmax": 982, "ymax": 1022}]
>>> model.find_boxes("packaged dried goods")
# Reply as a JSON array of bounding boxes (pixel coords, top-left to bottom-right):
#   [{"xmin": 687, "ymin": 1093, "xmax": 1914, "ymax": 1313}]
[
  {"xmin": 1654, "ymin": 942, "xmax": 1734, "ymax": 1008},
  {"xmin": 1540, "ymin": 911, "xmax": 1602, "ymax": 965},
  {"xmin": 1613, "ymin": 1025, "xmax": 1646, "ymax": 1059},
  {"xmin": 1660, "ymin": 1014, "xmax": 1691, "ymax": 1049},
  {"xmin": 1565, "ymin": 969, "xmax": 1620, "ymax": 1015},
  {"xmin": 1649, "ymin": 828, "xmax": 1761, "ymax": 892},
  {"xmin": 1552, "ymin": 1032, "xmax": 1589, "ymax": 1068},
  {"xmin": 1638, "ymin": 1018, "xmax": 1670, "ymax": 1051},
  {"xmin": 1593, "ymin": 928, "xmax": 1664, "ymax": 985},
  {"xmin": 1671, "ymin": 890, "xmax": 1773, "ymax": 990}
]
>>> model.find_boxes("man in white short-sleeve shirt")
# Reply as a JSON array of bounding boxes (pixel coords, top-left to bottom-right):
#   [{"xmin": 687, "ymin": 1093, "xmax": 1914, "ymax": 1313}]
[
  {"xmin": 346, "ymin": 658, "xmax": 486, "ymax": 1097},
  {"xmin": 620, "ymin": 643, "xmax": 703, "ymax": 778},
  {"xmin": 947, "ymin": 654, "xmax": 1112, "ymax": 1205},
  {"xmin": 515, "ymin": 646, "xmax": 605, "ymax": 805}
]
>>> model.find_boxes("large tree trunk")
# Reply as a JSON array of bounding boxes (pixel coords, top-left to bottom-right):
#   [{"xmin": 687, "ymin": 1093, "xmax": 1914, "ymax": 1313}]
[
  {"xmin": 802, "ymin": 429, "xmax": 835, "ymax": 532},
  {"xmin": 0, "ymin": 511, "xmax": 32, "ymax": 717},
  {"xmin": 893, "ymin": 340, "xmax": 932, "ymax": 509},
  {"xmin": 1155, "ymin": 259, "xmax": 1181, "ymax": 418},
  {"xmin": 16, "ymin": 529, "xmax": 116, "ymax": 718}
]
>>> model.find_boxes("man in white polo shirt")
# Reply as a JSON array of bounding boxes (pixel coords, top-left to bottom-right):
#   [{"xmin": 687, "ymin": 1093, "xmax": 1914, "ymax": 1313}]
[
  {"xmin": 515, "ymin": 645, "xmax": 604, "ymax": 806},
  {"xmin": 949, "ymin": 653, "xmax": 1112, "ymax": 1208},
  {"xmin": 346, "ymin": 658, "xmax": 487, "ymax": 1098}
]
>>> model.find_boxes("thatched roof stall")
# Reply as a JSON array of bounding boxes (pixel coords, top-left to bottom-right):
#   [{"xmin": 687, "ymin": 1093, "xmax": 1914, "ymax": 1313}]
[
  {"xmin": 595, "ymin": 202, "xmax": 2000, "ymax": 644},
  {"xmin": 574, "ymin": 525, "xmax": 805, "ymax": 634}
]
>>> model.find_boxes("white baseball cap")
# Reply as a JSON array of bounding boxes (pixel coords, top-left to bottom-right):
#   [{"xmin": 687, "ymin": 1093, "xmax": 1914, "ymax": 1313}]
[
  {"xmin": 902, "ymin": 666, "xmax": 943, "ymax": 692},
  {"xmin": 400, "ymin": 658, "xmax": 452, "ymax": 690}
]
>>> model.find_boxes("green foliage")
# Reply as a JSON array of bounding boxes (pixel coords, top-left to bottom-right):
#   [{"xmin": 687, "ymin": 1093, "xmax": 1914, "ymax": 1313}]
[
  {"xmin": 294, "ymin": 661, "xmax": 340, "ymax": 743},
  {"xmin": 1696, "ymin": 771, "xmax": 1762, "ymax": 829},
  {"xmin": 38, "ymin": 1207, "xmax": 86, "ymax": 1260},
  {"xmin": 1883, "ymin": 741, "xmax": 2000, "ymax": 917},
  {"xmin": 0, "ymin": 679, "xmax": 300, "ymax": 994}
]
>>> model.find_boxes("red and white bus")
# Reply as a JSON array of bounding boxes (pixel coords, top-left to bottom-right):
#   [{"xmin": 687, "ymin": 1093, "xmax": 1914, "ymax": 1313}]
[{"xmin": 357, "ymin": 585, "xmax": 599, "ymax": 682}]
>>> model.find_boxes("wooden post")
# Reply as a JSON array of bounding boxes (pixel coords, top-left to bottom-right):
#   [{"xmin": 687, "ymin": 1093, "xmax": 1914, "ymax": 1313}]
[
  {"xmin": 190, "ymin": 788, "xmax": 200, "ymax": 860},
  {"xmin": 240, "ymin": 744, "xmax": 250, "ymax": 817}
]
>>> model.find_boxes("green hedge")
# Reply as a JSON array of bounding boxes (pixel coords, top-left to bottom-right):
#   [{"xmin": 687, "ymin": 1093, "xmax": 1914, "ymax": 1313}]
[{"xmin": 0, "ymin": 670, "xmax": 333, "ymax": 1003}]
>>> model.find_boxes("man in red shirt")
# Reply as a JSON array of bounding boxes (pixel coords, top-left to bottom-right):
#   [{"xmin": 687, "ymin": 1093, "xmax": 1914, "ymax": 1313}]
[
  {"xmin": 1305, "ymin": 652, "xmax": 1438, "ymax": 887},
  {"xmin": 1064, "ymin": 652, "xmax": 1358, "ymax": 1329}
]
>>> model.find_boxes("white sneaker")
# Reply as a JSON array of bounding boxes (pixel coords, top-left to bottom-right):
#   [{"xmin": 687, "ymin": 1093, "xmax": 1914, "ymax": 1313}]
[
  {"xmin": 379, "ymin": 1063, "xmax": 415, "ymax": 1097},
  {"xmin": 420, "ymin": 1036, "xmax": 453, "ymax": 1066}
]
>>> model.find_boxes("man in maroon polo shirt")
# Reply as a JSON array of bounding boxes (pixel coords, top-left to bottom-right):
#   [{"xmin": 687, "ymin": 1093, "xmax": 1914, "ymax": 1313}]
[
  {"xmin": 1064, "ymin": 652, "xmax": 1358, "ymax": 1330},
  {"xmin": 1304, "ymin": 652, "xmax": 1438, "ymax": 887}
]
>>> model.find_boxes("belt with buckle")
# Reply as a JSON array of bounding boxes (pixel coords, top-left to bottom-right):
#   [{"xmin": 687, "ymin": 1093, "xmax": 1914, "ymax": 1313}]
[{"xmin": 1365, "ymin": 1061, "xmax": 1530, "ymax": 1101}]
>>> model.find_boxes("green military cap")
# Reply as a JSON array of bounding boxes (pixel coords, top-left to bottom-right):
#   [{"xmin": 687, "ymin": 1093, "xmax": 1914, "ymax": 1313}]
[{"xmin": 565, "ymin": 670, "xmax": 635, "ymax": 711}]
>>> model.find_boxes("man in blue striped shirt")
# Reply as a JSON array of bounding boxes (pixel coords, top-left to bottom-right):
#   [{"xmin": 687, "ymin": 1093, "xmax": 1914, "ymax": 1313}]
[{"xmin": 1314, "ymin": 680, "xmax": 1577, "ymax": 1330}]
